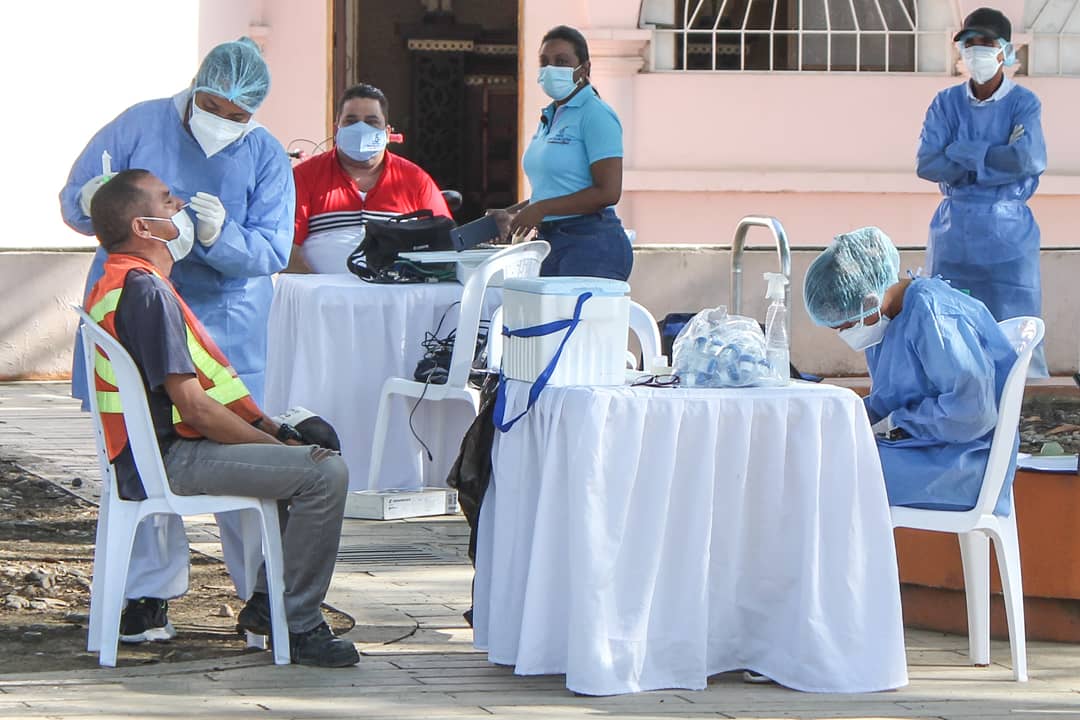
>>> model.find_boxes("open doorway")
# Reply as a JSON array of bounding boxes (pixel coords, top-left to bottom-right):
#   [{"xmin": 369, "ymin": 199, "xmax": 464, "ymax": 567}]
[{"xmin": 332, "ymin": 0, "xmax": 519, "ymax": 222}]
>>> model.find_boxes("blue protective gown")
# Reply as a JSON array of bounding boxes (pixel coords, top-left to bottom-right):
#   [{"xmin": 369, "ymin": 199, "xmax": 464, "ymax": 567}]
[
  {"xmin": 916, "ymin": 79, "xmax": 1047, "ymax": 376},
  {"xmin": 60, "ymin": 91, "xmax": 295, "ymax": 405},
  {"xmin": 864, "ymin": 278, "xmax": 1019, "ymax": 515}
]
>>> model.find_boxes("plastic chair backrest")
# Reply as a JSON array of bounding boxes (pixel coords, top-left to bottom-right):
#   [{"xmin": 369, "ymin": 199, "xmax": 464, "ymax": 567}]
[
  {"xmin": 972, "ymin": 317, "xmax": 1044, "ymax": 515},
  {"xmin": 487, "ymin": 305, "xmax": 504, "ymax": 370},
  {"xmin": 447, "ymin": 241, "xmax": 550, "ymax": 388},
  {"xmin": 628, "ymin": 301, "xmax": 662, "ymax": 367},
  {"xmin": 75, "ymin": 306, "xmax": 172, "ymax": 502}
]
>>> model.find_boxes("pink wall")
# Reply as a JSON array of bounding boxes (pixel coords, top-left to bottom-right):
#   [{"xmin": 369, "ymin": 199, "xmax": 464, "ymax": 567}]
[
  {"xmin": 198, "ymin": 0, "xmax": 331, "ymax": 161},
  {"xmin": 626, "ymin": 191, "xmax": 1080, "ymax": 251},
  {"xmin": 629, "ymin": 72, "xmax": 1080, "ymax": 179},
  {"xmin": 518, "ymin": 1, "xmax": 1080, "ymax": 251}
]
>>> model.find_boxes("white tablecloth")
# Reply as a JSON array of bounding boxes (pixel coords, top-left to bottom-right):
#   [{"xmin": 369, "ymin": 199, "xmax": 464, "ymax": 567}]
[
  {"xmin": 474, "ymin": 381, "xmax": 907, "ymax": 695},
  {"xmin": 265, "ymin": 273, "xmax": 499, "ymax": 490}
]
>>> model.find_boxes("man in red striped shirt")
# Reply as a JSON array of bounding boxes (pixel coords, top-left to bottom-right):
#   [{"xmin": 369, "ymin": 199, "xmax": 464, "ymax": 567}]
[{"xmin": 286, "ymin": 84, "xmax": 450, "ymax": 274}]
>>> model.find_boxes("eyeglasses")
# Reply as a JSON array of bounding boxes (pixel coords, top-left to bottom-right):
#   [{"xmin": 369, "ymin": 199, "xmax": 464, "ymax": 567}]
[{"xmin": 631, "ymin": 374, "xmax": 680, "ymax": 388}]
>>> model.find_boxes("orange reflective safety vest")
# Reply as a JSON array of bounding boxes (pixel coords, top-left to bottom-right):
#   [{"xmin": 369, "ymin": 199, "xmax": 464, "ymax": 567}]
[{"xmin": 84, "ymin": 254, "xmax": 262, "ymax": 461}]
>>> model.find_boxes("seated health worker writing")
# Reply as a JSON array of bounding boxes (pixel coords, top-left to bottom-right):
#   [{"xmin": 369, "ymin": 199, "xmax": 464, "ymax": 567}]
[
  {"xmin": 84, "ymin": 169, "xmax": 358, "ymax": 667},
  {"xmin": 503, "ymin": 25, "xmax": 632, "ymax": 281},
  {"xmin": 803, "ymin": 227, "xmax": 1019, "ymax": 515},
  {"xmin": 287, "ymin": 83, "xmax": 451, "ymax": 274}
]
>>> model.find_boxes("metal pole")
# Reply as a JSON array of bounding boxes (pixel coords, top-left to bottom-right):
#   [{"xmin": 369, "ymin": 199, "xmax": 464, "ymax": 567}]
[{"xmin": 730, "ymin": 216, "xmax": 793, "ymax": 333}]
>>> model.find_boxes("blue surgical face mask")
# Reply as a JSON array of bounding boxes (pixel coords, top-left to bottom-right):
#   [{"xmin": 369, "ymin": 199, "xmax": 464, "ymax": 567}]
[
  {"xmin": 839, "ymin": 312, "xmax": 891, "ymax": 352},
  {"xmin": 336, "ymin": 121, "xmax": 387, "ymax": 163},
  {"xmin": 538, "ymin": 64, "xmax": 582, "ymax": 101}
]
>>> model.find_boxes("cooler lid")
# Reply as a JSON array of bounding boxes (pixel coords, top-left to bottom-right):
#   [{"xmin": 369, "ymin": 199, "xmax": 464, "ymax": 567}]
[{"xmin": 502, "ymin": 276, "xmax": 630, "ymax": 297}]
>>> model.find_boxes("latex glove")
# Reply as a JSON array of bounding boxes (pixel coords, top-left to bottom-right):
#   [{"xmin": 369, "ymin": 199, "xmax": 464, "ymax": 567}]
[
  {"xmin": 1009, "ymin": 124, "xmax": 1025, "ymax": 144},
  {"xmin": 78, "ymin": 174, "xmax": 112, "ymax": 217},
  {"xmin": 272, "ymin": 406, "xmax": 341, "ymax": 451},
  {"xmin": 188, "ymin": 192, "xmax": 226, "ymax": 247}
]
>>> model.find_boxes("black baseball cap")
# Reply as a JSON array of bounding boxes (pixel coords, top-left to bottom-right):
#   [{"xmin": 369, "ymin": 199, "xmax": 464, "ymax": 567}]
[{"xmin": 954, "ymin": 7, "xmax": 1012, "ymax": 43}]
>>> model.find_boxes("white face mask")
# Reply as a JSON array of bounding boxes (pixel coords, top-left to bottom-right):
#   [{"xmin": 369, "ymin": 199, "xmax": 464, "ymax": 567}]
[
  {"xmin": 839, "ymin": 313, "xmax": 891, "ymax": 352},
  {"xmin": 138, "ymin": 208, "xmax": 195, "ymax": 262},
  {"xmin": 961, "ymin": 45, "xmax": 1003, "ymax": 85},
  {"xmin": 189, "ymin": 96, "xmax": 250, "ymax": 158}
]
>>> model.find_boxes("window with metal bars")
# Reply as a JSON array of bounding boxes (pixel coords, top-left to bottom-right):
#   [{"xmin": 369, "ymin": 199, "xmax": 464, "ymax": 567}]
[
  {"xmin": 1026, "ymin": 0, "xmax": 1080, "ymax": 75},
  {"xmin": 644, "ymin": 0, "xmax": 926, "ymax": 72}
]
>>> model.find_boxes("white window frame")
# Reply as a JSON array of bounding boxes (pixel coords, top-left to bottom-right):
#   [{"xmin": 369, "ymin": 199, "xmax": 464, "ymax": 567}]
[{"xmin": 1026, "ymin": 0, "xmax": 1080, "ymax": 75}]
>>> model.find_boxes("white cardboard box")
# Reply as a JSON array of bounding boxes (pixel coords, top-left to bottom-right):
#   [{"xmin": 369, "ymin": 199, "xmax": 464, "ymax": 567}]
[{"xmin": 344, "ymin": 488, "xmax": 459, "ymax": 520}]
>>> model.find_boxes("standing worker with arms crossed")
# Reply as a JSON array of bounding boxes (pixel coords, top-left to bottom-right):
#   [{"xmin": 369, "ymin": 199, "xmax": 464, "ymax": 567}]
[
  {"xmin": 59, "ymin": 38, "xmax": 294, "ymax": 643},
  {"xmin": 916, "ymin": 7, "xmax": 1048, "ymax": 375}
]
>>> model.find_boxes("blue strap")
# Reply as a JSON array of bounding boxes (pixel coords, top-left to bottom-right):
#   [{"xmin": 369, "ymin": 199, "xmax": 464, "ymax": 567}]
[{"xmin": 493, "ymin": 292, "xmax": 592, "ymax": 432}]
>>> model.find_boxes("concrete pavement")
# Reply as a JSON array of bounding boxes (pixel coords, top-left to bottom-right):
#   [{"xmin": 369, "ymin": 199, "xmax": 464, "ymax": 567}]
[{"xmin": 2, "ymin": 381, "xmax": 1080, "ymax": 720}]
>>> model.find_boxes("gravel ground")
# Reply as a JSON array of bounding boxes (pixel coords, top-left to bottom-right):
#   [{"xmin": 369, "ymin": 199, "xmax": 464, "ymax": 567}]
[
  {"xmin": 1020, "ymin": 395, "xmax": 1080, "ymax": 455},
  {"xmin": 0, "ymin": 458, "xmax": 351, "ymax": 672}
]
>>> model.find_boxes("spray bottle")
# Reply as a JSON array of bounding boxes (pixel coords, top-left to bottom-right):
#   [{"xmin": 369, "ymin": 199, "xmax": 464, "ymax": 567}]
[{"xmin": 763, "ymin": 272, "xmax": 789, "ymax": 386}]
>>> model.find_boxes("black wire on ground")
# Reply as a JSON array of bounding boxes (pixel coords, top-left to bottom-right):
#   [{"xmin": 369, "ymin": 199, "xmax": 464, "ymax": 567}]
[{"xmin": 407, "ymin": 302, "xmax": 492, "ymax": 462}]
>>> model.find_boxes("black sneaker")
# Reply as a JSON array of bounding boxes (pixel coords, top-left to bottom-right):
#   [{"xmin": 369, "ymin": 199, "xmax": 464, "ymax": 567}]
[
  {"xmin": 119, "ymin": 597, "xmax": 176, "ymax": 643},
  {"xmin": 290, "ymin": 622, "xmax": 359, "ymax": 667},
  {"xmin": 236, "ymin": 591, "xmax": 272, "ymax": 637}
]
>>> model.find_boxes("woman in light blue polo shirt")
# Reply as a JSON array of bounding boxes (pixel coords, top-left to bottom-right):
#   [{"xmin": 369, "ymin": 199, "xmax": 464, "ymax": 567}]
[{"xmin": 508, "ymin": 25, "xmax": 632, "ymax": 281}]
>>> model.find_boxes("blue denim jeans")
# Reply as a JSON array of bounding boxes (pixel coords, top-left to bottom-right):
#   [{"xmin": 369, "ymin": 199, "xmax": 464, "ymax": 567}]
[{"xmin": 536, "ymin": 208, "xmax": 633, "ymax": 281}]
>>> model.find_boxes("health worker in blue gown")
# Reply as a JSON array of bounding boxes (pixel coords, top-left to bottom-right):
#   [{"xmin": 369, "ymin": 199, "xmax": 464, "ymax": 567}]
[
  {"xmin": 61, "ymin": 36, "xmax": 294, "ymax": 406},
  {"xmin": 804, "ymin": 227, "xmax": 1020, "ymax": 516},
  {"xmin": 916, "ymin": 7, "xmax": 1047, "ymax": 376},
  {"xmin": 58, "ymin": 38, "xmax": 294, "ymax": 638}
]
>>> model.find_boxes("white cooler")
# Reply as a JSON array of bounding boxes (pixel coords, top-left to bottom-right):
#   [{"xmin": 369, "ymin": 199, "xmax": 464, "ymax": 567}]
[{"xmin": 500, "ymin": 277, "xmax": 630, "ymax": 387}]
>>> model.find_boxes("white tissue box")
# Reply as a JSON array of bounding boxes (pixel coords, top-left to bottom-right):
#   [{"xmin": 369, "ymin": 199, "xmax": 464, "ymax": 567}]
[{"xmin": 344, "ymin": 488, "xmax": 459, "ymax": 520}]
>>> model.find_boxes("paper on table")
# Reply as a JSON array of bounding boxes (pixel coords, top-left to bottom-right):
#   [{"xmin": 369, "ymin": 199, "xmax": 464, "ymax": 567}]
[
  {"xmin": 1016, "ymin": 452, "xmax": 1079, "ymax": 473},
  {"xmin": 399, "ymin": 249, "xmax": 500, "ymax": 263}
]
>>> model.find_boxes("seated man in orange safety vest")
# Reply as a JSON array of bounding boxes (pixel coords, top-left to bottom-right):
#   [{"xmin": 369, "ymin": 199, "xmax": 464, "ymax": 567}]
[{"xmin": 83, "ymin": 168, "xmax": 357, "ymax": 667}]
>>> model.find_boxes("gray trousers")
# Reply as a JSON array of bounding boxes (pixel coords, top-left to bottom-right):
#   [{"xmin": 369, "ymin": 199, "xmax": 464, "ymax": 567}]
[{"xmin": 163, "ymin": 440, "xmax": 349, "ymax": 634}]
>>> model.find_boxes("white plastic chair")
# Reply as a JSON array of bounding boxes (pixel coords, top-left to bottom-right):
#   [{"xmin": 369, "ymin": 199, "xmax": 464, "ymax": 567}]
[
  {"xmin": 626, "ymin": 300, "xmax": 663, "ymax": 370},
  {"xmin": 891, "ymin": 316, "xmax": 1044, "ymax": 682},
  {"xmin": 366, "ymin": 241, "xmax": 550, "ymax": 490},
  {"xmin": 487, "ymin": 305, "xmax": 505, "ymax": 371},
  {"xmin": 74, "ymin": 307, "xmax": 290, "ymax": 667}
]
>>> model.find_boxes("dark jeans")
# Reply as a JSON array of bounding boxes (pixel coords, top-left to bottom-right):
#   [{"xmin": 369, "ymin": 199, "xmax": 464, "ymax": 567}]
[{"xmin": 536, "ymin": 208, "xmax": 633, "ymax": 281}]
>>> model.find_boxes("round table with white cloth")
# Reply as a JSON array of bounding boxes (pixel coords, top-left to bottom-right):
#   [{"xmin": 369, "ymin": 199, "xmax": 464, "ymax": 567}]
[
  {"xmin": 473, "ymin": 380, "xmax": 908, "ymax": 695},
  {"xmin": 265, "ymin": 273, "xmax": 499, "ymax": 490}
]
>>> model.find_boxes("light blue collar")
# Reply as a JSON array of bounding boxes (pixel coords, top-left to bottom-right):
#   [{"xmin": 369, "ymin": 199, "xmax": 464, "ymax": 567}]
[{"xmin": 965, "ymin": 75, "xmax": 1014, "ymax": 106}]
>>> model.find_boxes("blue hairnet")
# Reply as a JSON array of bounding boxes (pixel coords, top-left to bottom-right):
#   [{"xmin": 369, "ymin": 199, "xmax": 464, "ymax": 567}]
[
  {"xmin": 1000, "ymin": 39, "xmax": 1018, "ymax": 67},
  {"xmin": 193, "ymin": 37, "xmax": 270, "ymax": 113},
  {"xmin": 803, "ymin": 227, "xmax": 901, "ymax": 327}
]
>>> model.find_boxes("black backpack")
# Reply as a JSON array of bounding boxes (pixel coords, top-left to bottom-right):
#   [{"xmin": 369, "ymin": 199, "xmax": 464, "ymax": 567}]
[{"xmin": 347, "ymin": 209, "xmax": 455, "ymax": 278}]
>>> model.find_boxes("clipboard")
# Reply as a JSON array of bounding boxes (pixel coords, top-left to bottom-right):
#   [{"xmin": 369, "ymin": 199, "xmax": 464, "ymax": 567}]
[
  {"xmin": 1016, "ymin": 452, "xmax": 1078, "ymax": 474},
  {"xmin": 449, "ymin": 215, "xmax": 501, "ymax": 252}
]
